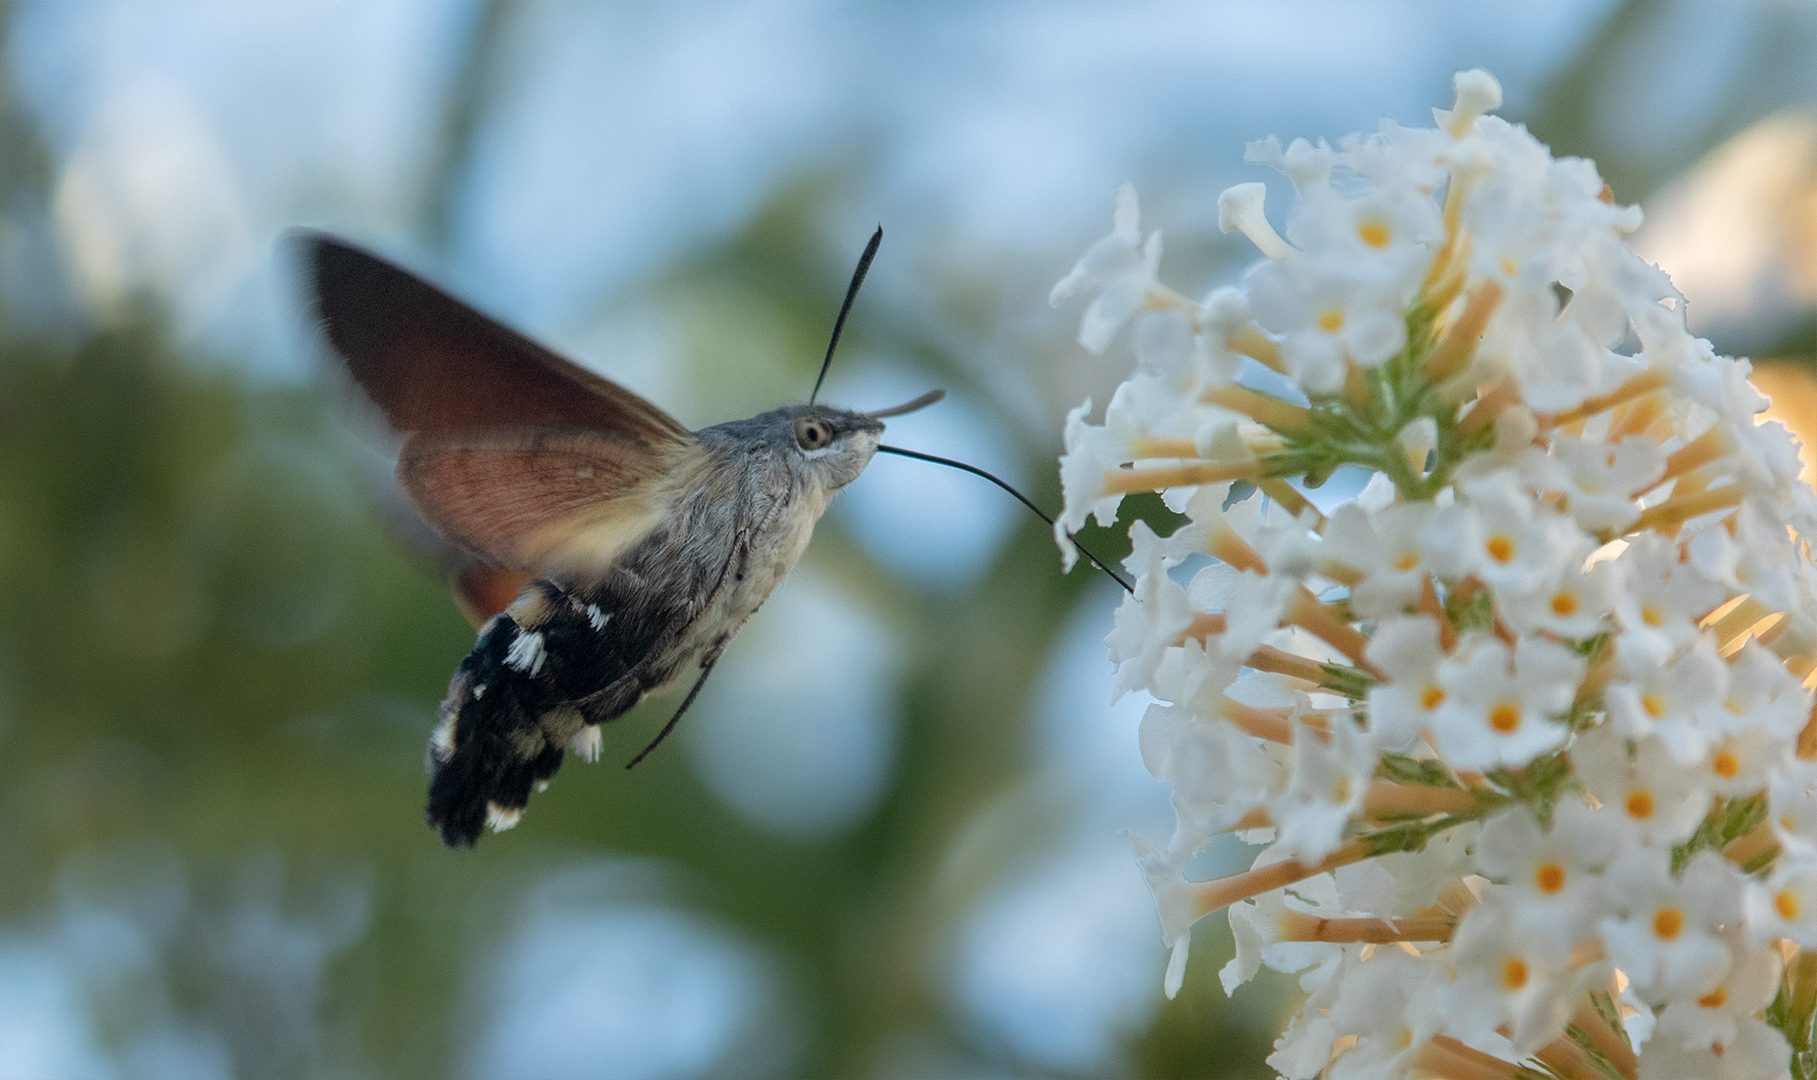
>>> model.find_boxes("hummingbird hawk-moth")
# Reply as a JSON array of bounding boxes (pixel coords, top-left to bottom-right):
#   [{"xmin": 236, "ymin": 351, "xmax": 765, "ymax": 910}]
[{"xmin": 297, "ymin": 228, "xmax": 948, "ymax": 846}]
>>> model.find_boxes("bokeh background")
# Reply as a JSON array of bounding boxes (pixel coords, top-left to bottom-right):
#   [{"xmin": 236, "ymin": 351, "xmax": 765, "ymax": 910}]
[{"xmin": 7, "ymin": 2, "xmax": 1817, "ymax": 1077}]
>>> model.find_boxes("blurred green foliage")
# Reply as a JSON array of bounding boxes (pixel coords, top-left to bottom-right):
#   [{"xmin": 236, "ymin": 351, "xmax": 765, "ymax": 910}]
[
  {"xmin": 0, "ymin": 5, "xmax": 1226, "ymax": 1071},
  {"xmin": 0, "ymin": 204, "xmax": 1271, "ymax": 1079}
]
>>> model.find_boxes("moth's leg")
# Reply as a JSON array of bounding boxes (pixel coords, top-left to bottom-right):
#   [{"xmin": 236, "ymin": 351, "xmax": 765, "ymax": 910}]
[
  {"xmin": 560, "ymin": 670, "xmax": 648, "ymax": 770},
  {"xmin": 624, "ymin": 644, "xmax": 727, "ymax": 769}
]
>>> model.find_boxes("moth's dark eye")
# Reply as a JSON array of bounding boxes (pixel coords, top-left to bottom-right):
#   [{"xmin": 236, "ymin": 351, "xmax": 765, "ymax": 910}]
[{"xmin": 794, "ymin": 416, "xmax": 833, "ymax": 450}]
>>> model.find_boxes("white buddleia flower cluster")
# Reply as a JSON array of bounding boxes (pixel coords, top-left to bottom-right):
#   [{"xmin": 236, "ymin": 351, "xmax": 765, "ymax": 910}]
[{"xmin": 1053, "ymin": 70, "xmax": 1817, "ymax": 1080}]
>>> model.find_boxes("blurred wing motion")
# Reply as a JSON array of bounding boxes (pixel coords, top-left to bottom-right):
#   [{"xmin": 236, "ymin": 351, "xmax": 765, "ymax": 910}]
[
  {"xmin": 399, "ymin": 431, "xmax": 702, "ymax": 583},
  {"xmin": 295, "ymin": 230, "xmax": 703, "ymax": 584},
  {"xmin": 452, "ymin": 563, "xmax": 534, "ymax": 630},
  {"xmin": 296, "ymin": 231, "xmax": 724, "ymax": 844},
  {"xmin": 301, "ymin": 230, "xmax": 691, "ymax": 442}
]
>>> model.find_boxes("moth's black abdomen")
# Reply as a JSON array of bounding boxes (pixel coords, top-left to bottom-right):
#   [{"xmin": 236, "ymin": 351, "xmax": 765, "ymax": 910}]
[
  {"xmin": 422, "ymin": 578, "xmax": 678, "ymax": 846},
  {"xmin": 425, "ymin": 616, "xmax": 556, "ymax": 846}
]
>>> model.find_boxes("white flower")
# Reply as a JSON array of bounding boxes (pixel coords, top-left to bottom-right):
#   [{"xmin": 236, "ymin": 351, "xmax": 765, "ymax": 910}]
[
  {"xmin": 1688, "ymin": 500, "xmax": 1799, "ymax": 611},
  {"xmin": 1497, "ymin": 542, "xmax": 1618, "ymax": 639},
  {"xmin": 1274, "ymin": 948, "xmax": 1436, "ymax": 1080},
  {"xmin": 1139, "ymin": 695, "xmax": 1277, "ymax": 857},
  {"xmin": 1738, "ymin": 420, "xmax": 1810, "ymax": 513},
  {"xmin": 1216, "ymin": 182, "xmax": 1293, "ymax": 261},
  {"xmin": 1472, "ymin": 277, "xmax": 1610, "ymax": 414},
  {"xmin": 1636, "ymin": 1017, "xmax": 1791, "ymax": 1080},
  {"xmin": 1420, "ymin": 473, "xmax": 1583, "ymax": 597},
  {"xmin": 1265, "ymin": 958, "xmax": 1348, "ymax": 1080},
  {"xmin": 1600, "ymin": 849, "xmax": 1738, "ymax": 1005},
  {"xmin": 1362, "ymin": 615, "xmax": 1449, "ymax": 748},
  {"xmin": 1674, "ymin": 351, "xmax": 1773, "ymax": 439},
  {"xmin": 1770, "ymin": 759, "xmax": 1817, "ymax": 859},
  {"xmin": 1222, "ymin": 877, "xmax": 1349, "ymax": 994},
  {"xmin": 1219, "ymin": 569, "xmax": 1299, "ymax": 662},
  {"xmin": 1722, "ymin": 641, "xmax": 1812, "ymax": 740},
  {"xmin": 1268, "ymin": 711, "xmax": 1372, "ymax": 863},
  {"xmin": 1605, "ymin": 635, "xmax": 1730, "ymax": 764},
  {"xmin": 1558, "ymin": 230, "xmax": 1676, "ymax": 347},
  {"xmin": 1106, "ymin": 521, "xmax": 1194, "ymax": 701},
  {"xmin": 1130, "ymin": 834, "xmax": 1203, "ymax": 1000},
  {"xmin": 1053, "ymin": 69, "xmax": 1817, "ymax": 1078},
  {"xmin": 1744, "ymin": 853, "xmax": 1817, "ymax": 949},
  {"xmin": 1475, "ymin": 800, "xmax": 1613, "ymax": 958},
  {"xmin": 1285, "ymin": 184, "xmax": 1443, "ymax": 295},
  {"xmin": 1429, "ymin": 632, "xmax": 1583, "ymax": 771},
  {"xmin": 1444, "ymin": 69, "xmax": 1503, "ymax": 135},
  {"xmin": 1693, "ymin": 728, "xmax": 1785, "ymax": 799},
  {"xmin": 1321, "ymin": 502, "xmax": 1436, "ymax": 620},
  {"xmin": 1345, "ymin": 120, "xmax": 1451, "ymax": 196},
  {"xmin": 1247, "ymin": 260, "xmax": 1412, "ymax": 391},
  {"xmin": 1050, "ymin": 183, "xmax": 1163, "ymax": 353},
  {"xmin": 1613, "ymin": 533, "xmax": 1727, "ymax": 664},
  {"xmin": 1056, "ymin": 389, "xmax": 1255, "ymax": 569},
  {"xmin": 1055, "ymin": 399, "xmax": 1117, "ymax": 563},
  {"xmin": 1245, "ymin": 134, "xmax": 1335, "ymax": 192},
  {"xmin": 1443, "ymin": 893, "xmax": 1580, "ymax": 1055},
  {"xmin": 1551, "ymin": 433, "xmax": 1664, "ymax": 533},
  {"xmin": 1192, "ymin": 286, "xmax": 1257, "ymax": 389},
  {"xmin": 1572, "ymin": 726, "xmax": 1711, "ymax": 847},
  {"xmin": 1336, "ymin": 822, "xmax": 1480, "ymax": 918},
  {"xmin": 1650, "ymin": 929, "xmax": 1781, "ymax": 1055}
]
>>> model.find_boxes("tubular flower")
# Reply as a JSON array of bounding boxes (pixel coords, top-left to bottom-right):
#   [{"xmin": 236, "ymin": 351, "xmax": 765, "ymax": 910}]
[{"xmin": 1052, "ymin": 69, "xmax": 1817, "ymax": 1079}]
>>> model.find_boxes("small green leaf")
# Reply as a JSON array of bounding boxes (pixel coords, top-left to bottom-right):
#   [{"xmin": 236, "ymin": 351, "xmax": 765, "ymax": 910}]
[{"xmin": 1379, "ymin": 754, "xmax": 1459, "ymax": 789}]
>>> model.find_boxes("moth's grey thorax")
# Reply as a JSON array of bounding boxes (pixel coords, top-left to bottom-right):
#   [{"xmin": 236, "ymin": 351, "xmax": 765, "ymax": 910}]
[
  {"xmin": 695, "ymin": 431, "xmax": 824, "ymax": 614},
  {"xmin": 677, "ymin": 404, "xmax": 883, "ymax": 651}
]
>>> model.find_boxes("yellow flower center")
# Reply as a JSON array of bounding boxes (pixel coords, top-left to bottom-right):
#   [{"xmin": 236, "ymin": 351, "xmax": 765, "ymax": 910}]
[
  {"xmin": 1501, "ymin": 957, "xmax": 1529, "ymax": 990},
  {"xmin": 1550, "ymin": 592, "xmax": 1578, "ymax": 617},
  {"xmin": 1711, "ymin": 750, "xmax": 1740, "ymax": 780},
  {"xmin": 1489, "ymin": 702, "xmax": 1521, "ymax": 733},
  {"xmin": 1653, "ymin": 908, "xmax": 1685, "ymax": 941},
  {"xmin": 1393, "ymin": 552, "xmax": 1421, "ymax": 572},
  {"xmin": 1626, "ymin": 790, "xmax": 1655, "ymax": 819},
  {"xmin": 1641, "ymin": 604, "xmax": 1664, "ymax": 628},
  {"xmin": 1641, "ymin": 693, "xmax": 1667, "ymax": 720},
  {"xmin": 1699, "ymin": 987, "xmax": 1728, "ymax": 1009},
  {"xmin": 1421, "ymin": 685, "xmax": 1447, "ymax": 711},
  {"xmin": 1485, "ymin": 534, "xmax": 1515, "ymax": 563},
  {"xmin": 1778, "ymin": 890, "xmax": 1801, "ymax": 921},
  {"xmin": 1534, "ymin": 863, "xmax": 1565, "ymax": 895},
  {"xmin": 1357, "ymin": 219, "xmax": 1391, "ymax": 248},
  {"xmin": 1318, "ymin": 308, "xmax": 1345, "ymax": 333}
]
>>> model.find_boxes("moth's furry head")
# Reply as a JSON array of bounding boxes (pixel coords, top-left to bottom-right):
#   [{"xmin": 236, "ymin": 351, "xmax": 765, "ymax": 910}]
[{"xmin": 701, "ymin": 405, "xmax": 884, "ymax": 493}]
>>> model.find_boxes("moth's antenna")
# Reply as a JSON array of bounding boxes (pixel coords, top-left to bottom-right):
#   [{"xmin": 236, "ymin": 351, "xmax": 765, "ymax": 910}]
[
  {"xmin": 810, "ymin": 226, "xmax": 883, "ymax": 406},
  {"xmin": 876, "ymin": 445, "xmax": 1133, "ymax": 593}
]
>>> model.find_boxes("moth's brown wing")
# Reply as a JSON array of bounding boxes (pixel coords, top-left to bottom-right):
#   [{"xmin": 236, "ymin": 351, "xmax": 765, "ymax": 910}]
[
  {"xmin": 399, "ymin": 430, "xmax": 708, "ymax": 584},
  {"xmin": 363, "ymin": 466, "xmax": 533, "ymax": 627},
  {"xmin": 294, "ymin": 230, "xmax": 703, "ymax": 584},
  {"xmin": 295, "ymin": 230, "xmax": 692, "ymax": 445},
  {"xmin": 453, "ymin": 564, "xmax": 533, "ymax": 629}
]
